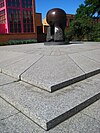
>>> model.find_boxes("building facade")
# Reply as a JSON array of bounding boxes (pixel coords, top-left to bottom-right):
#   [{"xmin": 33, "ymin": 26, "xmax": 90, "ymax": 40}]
[
  {"xmin": 0, "ymin": 0, "xmax": 36, "ymax": 34},
  {"xmin": 66, "ymin": 14, "xmax": 75, "ymax": 28}
]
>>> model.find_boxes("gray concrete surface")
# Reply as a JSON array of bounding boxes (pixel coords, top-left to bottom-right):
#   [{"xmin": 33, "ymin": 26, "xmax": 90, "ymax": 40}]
[
  {"xmin": 0, "ymin": 97, "xmax": 100, "ymax": 133},
  {"xmin": 69, "ymin": 53, "xmax": 100, "ymax": 74},
  {"xmin": 0, "ymin": 73, "xmax": 100, "ymax": 130},
  {"xmin": 0, "ymin": 42, "xmax": 100, "ymax": 131},
  {"xmin": 0, "ymin": 73, "xmax": 17, "ymax": 86},
  {"xmin": 2, "ymin": 54, "xmax": 43, "ymax": 79},
  {"xmin": 21, "ymin": 55, "xmax": 85, "ymax": 92},
  {"xmin": 0, "ymin": 43, "xmax": 100, "ymax": 92},
  {"xmin": 81, "ymin": 49, "xmax": 100, "ymax": 63},
  {"xmin": 0, "ymin": 97, "xmax": 19, "ymax": 120}
]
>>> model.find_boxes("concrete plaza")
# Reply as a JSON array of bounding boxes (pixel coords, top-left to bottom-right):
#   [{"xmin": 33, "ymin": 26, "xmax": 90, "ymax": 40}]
[{"xmin": 0, "ymin": 42, "xmax": 100, "ymax": 132}]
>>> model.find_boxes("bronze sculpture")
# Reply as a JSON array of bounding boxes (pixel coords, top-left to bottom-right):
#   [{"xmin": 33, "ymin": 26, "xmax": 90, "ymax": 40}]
[{"xmin": 46, "ymin": 8, "xmax": 66, "ymax": 43}]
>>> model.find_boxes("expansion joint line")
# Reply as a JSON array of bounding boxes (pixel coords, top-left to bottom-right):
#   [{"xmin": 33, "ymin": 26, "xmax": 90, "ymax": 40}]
[
  {"xmin": 81, "ymin": 111, "xmax": 100, "ymax": 124},
  {"xmin": 67, "ymin": 54, "xmax": 85, "ymax": 74},
  {"xmin": 81, "ymin": 53, "xmax": 100, "ymax": 63},
  {"xmin": 1, "ymin": 112, "xmax": 20, "ymax": 121},
  {"xmin": 19, "ymin": 55, "xmax": 44, "ymax": 79}
]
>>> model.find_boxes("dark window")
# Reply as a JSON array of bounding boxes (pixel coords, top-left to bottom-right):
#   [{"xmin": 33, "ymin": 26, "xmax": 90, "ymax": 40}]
[
  {"xmin": 23, "ymin": 10, "xmax": 33, "ymax": 32},
  {"xmin": 8, "ymin": 9, "xmax": 21, "ymax": 33},
  {"xmin": 0, "ymin": 9, "xmax": 6, "ymax": 24},
  {"xmin": 7, "ymin": 0, "xmax": 34, "ymax": 33},
  {"xmin": 7, "ymin": 0, "xmax": 20, "ymax": 7},
  {"xmin": 0, "ymin": 0, "xmax": 4, "ymax": 8},
  {"xmin": 22, "ymin": 0, "xmax": 32, "ymax": 8}
]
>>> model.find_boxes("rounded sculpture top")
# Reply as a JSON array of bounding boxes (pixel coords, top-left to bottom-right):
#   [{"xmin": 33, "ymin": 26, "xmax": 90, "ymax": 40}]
[{"xmin": 46, "ymin": 8, "xmax": 66, "ymax": 25}]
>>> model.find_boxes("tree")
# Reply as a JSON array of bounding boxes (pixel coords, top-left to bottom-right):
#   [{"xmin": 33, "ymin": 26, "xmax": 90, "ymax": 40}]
[
  {"xmin": 84, "ymin": 0, "xmax": 100, "ymax": 17},
  {"xmin": 76, "ymin": 0, "xmax": 100, "ymax": 18},
  {"xmin": 65, "ymin": 0, "xmax": 100, "ymax": 41},
  {"xmin": 68, "ymin": 17, "xmax": 94, "ymax": 41},
  {"xmin": 89, "ymin": 22, "xmax": 100, "ymax": 41},
  {"xmin": 76, "ymin": 4, "xmax": 90, "ymax": 18}
]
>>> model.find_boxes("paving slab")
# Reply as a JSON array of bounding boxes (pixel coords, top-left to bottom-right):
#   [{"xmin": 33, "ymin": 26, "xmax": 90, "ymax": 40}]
[
  {"xmin": 0, "ymin": 97, "xmax": 19, "ymax": 120},
  {"xmin": 59, "ymin": 43, "xmax": 100, "ymax": 54},
  {"xmin": 68, "ymin": 53, "xmax": 100, "ymax": 76},
  {"xmin": 1, "ymin": 42, "xmax": 100, "ymax": 55},
  {"xmin": 1, "ymin": 54, "xmax": 43, "ymax": 79},
  {"xmin": 0, "ymin": 42, "xmax": 100, "ymax": 132},
  {"xmin": 81, "ymin": 49, "xmax": 100, "ymax": 63},
  {"xmin": 0, "ymin": 43, "xmax": 45, "ymax": 53},
  {"xmin": 0, "ymin": 51, "xmax": 25, "ymax": 63},
  {"xmin": 82, "ymin": 99, "xmax": 100, "ymax": 122},
  {"xmin": 0, "ymin": 43, "xmax": 100, "ymax": 92},
  {"xmin": 0, "ymin": 73, "xmax": 17, "ymax": 86},
  {"xmin": 0, "ymin": 54, "xmax": 26, "ymax": 69},
  {"xmin": 0, "ymin": 73, "xmax": 100, "ymax": 130},
  {"xmin": 83, "ymin": 42, "xmax": 100, "ymax": 45},
  {"xmin": 0, "ymin": 51, "xmax": 26, "ymax": 72},
  {"xmin": 0, "ymin": 103, "xmax": 100, "ymax": 133},
  {"xmin": 21, "ymin": 55, "xmax": 85, "ymax": 92}
]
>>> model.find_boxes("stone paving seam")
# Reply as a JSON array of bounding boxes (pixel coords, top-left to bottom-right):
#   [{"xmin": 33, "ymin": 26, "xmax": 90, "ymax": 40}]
[
  {"xmin": 81, "ymin": 111, "xmax": 100, "ymax": 124},
  {"xmin": 67, "ymin": 54, "xmax": 86, "ymax": 74},
  {"xmin": 0, "ymin": 96, "xmax": 21, "ymax": 113},
  {"xmin": 0, "ymin": 81, "xmax": 18, "ymax": 87},
  {"xmin": 0, "ymin": 57, "xmax": 25, "ymax": 68},
  {"xmin": 0, "ymin": 96, "xmax": 47, "ymax": 131},
  {"xmin": 81, "ymin": 52, "xmax": 100, "ymax": 63},
  {"xmin": 0, "ymin": 96, "xmax": 45, "ymax": 130},
  {"xmin": 19, "ymin": 55, "xmax": 44, "ymax": 80},
  {"xmin": 67, "ymin": 54, "xmax": 100, "ymax": 79},
  {"xmin": 0, "ymin": 112, "xmax": 20, "ymax": 121},
  {"xmin": 0, "ymin": 73, "xmax": 100, "ymax": 130},
  {"xmin": 0, "ymin": 72, "xmax": 19, "ymax": 83},
  {"xmin": 58, "ymin": 48, "xmax": 62, "ymax": 55},
  {"xmin": 50, "ymin": 48, "xmax": 61, "ymax": 56},
  {"xmin": 49, "ymin": 48, "xmax": 56, "ymax": 56}
]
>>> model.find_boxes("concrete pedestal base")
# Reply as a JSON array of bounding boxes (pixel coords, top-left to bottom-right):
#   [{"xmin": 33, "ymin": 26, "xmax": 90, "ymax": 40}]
[{"xmin": 44, "ymin": 42, "xmax": 67, "ymax": 45}]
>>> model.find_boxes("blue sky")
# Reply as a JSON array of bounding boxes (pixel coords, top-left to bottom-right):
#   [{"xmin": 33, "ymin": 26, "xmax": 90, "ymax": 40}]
[{"xmin": 35, "ymin": 0, "xmax": 85, "ymax": 19}]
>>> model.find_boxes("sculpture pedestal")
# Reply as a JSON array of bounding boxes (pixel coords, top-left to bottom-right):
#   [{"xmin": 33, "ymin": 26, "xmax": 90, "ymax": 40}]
[{"xmin": 44, "ymin": 42, "xmax": 66, "ymax": 45}]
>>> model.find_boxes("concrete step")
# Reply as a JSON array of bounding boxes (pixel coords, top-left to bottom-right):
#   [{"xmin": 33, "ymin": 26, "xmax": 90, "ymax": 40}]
[
  {"xmin": 0, "ymin": 51, "xmax": 100, "ymax": 92},
  {"xmin": 0, "ymin": 73, "xmax": 100, "ymax": 130}
]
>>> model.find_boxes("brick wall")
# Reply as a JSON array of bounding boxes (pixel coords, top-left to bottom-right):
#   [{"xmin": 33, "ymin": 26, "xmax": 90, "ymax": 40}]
[{"xmin": 0, "ymin": 33, "xmax": 37, "ymax": 42}]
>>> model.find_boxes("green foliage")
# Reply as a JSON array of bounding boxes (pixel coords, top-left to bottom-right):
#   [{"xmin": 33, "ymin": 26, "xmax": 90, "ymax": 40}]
[
  {"xmin": 70, "ymin": 19, "xmax": 84, "ymax": 40},
  {"xmin": 76, "ymin": 4, "xmax": 90, "ymax": 18},
  {"xmin": 65, "ymin": 0, "xmax": 100, "ymax": 41},
  {"xmin": 85, "ymin": 0, "xmax": 100, "ymax": 17},
  {"xmin": 76, "ymin": 0, "xmax": 100, "ymax": 18},
  {"xmin": 0, "ymin": 39, "xmax": 37, "ymax": 46},
  {"xmin": 65, "ymin": 18, "xmax": 94, "ymax": 41},
  {"xmin": 89, "ymin": 22, "xmax": 100, "ymax": 41},
  {"xmin": 64, "ymin": 29, "xmax": 73, "ymax": 42}
]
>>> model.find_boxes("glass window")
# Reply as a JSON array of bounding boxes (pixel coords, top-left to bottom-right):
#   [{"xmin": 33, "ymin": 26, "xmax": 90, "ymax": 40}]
[
  {"xmin": 7, "ymin": 0, "xmax": 34, "ymax": 33},
  {"xmin": 7, "ymin": 0, "xmax": 20, "ymax": 7},
  {"xmin": 0, "ymin": 0, "xmax": 4, "ymax": 8},
  {"xmin": 8, "ymin": 9, "xmax": 21, "ymax": 33},
  {"xmin": 22, "ymin": 0, "xmax": 32, "ymax": 8},
  {"xmin": 22, "ymin": 10, "xmax": 33, "ymax": 32},
  {"xmin": 0, "ymin": 9, "xmax": 6, "ymax": 24}
]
